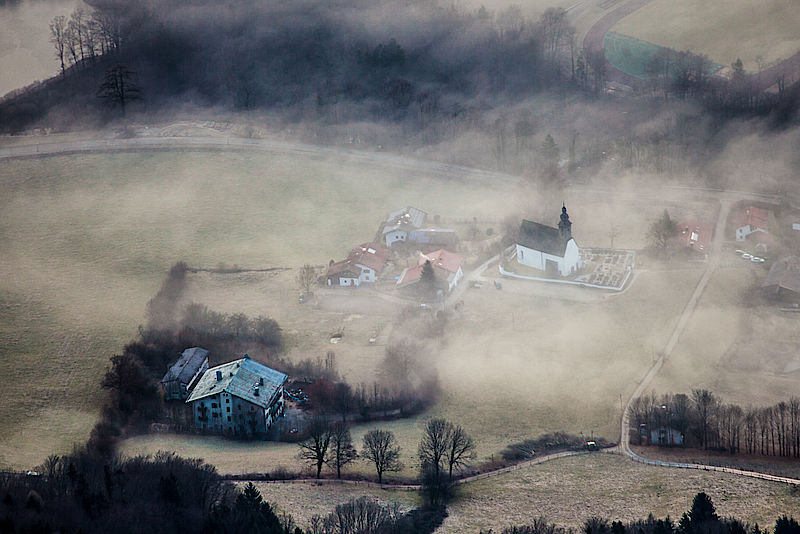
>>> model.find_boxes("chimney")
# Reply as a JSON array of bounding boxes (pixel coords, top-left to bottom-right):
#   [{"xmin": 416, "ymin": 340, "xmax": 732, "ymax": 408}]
[
  {"xmin": 216, "ymin": 370, "xmax": 222, "ymax": 381},
  {"xmin": 259, "ymin": 377, "xmax": 264, "ymax": 386},
  {"xmin": 254, "ymin": 386, "xmax": 260, "ymax": 396}
]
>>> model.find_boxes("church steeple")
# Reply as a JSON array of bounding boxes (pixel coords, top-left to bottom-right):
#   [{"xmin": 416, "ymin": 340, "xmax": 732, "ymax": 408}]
[{"xmin": 558, "ymin": 203, "xmax": 572, "ymax": 240}]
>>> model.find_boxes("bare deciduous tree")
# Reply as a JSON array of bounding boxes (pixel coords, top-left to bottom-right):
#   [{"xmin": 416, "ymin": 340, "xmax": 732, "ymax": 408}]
[
  {"xmin": 97, "ymin": 64, "xmax": 141, "ymax": 116},
  {"xmin": 445, "ymin": 423, "xmax": 476, "ymax": 479},
  {"xmin": 362, "ymin": 429, "xmax": 402, "ymax": 483},
  {"xmin": 50, "ymin": 16, "xmax": 68, "ymax": 78},
  {"xmin": 418, "ymin": 418, "xmax": 452, "ymax": 483},
  {"xmin": 297, "ymin": 417, "xmax": 332, "ymax": 478},
  {"xmin": 326, "ymin": 422, "xmax": 357, "ymax": 478}
]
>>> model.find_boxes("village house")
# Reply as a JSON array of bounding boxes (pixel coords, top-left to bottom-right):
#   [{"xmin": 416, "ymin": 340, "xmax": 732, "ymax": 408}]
[
  {"xmin": 160, "ymin": 347, "xmax": 209, "ymax": 401},
  {"xmin": 381, "ymin": 206, "xmax": 427, "ymax": 247},
  {"xmin": 762, "ymin": 256, "xmax": 800, "ymax": 300},
  {"xmin": 515, "ymin": 205, "xmax": 582, "ymax": 277},
  {"xmin": 186, "ymin": 355, "xmax": 287, "ymax": 437},
  {"xmin": 397, "ymin": 248, "xmax": 463, "ymax": 292},
  {"xmin": 734, "ymin": 206, "xmax": 771, "ymax": 242},
  {"xmin": 325, "ymin": 242, "xmax": 390, "ymax": 287}
]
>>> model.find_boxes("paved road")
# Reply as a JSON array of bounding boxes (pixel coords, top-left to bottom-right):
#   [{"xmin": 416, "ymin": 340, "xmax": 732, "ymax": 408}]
[
  {"xmin": 2, "ymin": 134, "xmax": 796, "ymax": 487},
  {"xmin": 611, "ymin": 198, "xmax": 800, "ymax": 486}
]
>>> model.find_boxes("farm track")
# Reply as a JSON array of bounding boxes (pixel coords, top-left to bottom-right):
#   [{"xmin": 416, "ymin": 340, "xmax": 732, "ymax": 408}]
[{"xmin": 1, "ymin": 134, "xmax": 796, "ymax": 488}]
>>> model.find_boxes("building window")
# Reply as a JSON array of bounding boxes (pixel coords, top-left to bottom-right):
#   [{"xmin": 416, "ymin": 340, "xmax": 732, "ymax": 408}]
[
  {"xmin": 227, "ymin": 416, "xmax": 231, "ymax": 422},
  {"xmin": 226, "ymin": 407, "xmax": 230, "ymax": 412},
  {"xmin": 211, "ymin": 403, "xmax": 217, "ymax": 408},
  {"xmin": 226, "ymin": 398, "xmax": 230, "ymax": 403}
]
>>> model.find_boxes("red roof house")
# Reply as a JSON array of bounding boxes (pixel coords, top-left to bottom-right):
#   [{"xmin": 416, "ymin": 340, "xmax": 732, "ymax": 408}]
[{"xmin": 734, "ymin": 206, "xmax": 770, "ymax": 242}]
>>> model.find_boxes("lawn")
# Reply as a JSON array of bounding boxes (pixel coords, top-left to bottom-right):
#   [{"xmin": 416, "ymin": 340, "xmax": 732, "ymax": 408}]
[{"xmin": 611, "ymin": 0, "xmax": 800, "ymax": 70}]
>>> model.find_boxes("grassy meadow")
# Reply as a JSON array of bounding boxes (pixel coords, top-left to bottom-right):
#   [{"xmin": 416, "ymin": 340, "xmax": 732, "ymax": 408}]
[
  {"xmin": 651, "ymin": 263, "xmax": 800, "ymax": 405},
  {"xmin": 0, "ymin": 148, "xmax": 526, "ymax": 469},
  {"xmin": 251, "ymin": 453, "xmax": 800, "ymax": 532},
  {"xmin": 612, "ymin": 0, "xmax": 800, "ymax": 70},
  {"xmin": 2, "ymin": 145, "xmax": 796, "ymax": 533},
  {"xmin": 1, "ymin": 147, "xmax": 710, "ymax": 472}
]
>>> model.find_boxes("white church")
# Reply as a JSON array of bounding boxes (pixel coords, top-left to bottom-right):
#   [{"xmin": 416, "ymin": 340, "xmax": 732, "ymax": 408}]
[{"xmin": 515, "ymin": 205, "xmax": 582, "ymax": 277}]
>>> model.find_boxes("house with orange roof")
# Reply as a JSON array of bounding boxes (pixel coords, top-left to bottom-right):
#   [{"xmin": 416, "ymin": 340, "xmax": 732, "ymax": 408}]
[
  {"xmin": 325, "ymin": 242, "xmax": 390, "ymax": 287},
  {"xmin": 397, "ymin": 249, "xmax": 463, "ymax": 292},
  {"xmin": 735, "ymin": 206, "xmax": 770, "ymax": 242}
]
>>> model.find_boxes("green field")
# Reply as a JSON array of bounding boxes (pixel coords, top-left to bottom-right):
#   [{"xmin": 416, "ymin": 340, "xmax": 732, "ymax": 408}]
[
  {"xmin": 612, "ymin": 0, "xmax": 800, "ymax": 71},
  {"xmin": 603, "ymin": 32, "xmax": 723, "ymax": 80}
]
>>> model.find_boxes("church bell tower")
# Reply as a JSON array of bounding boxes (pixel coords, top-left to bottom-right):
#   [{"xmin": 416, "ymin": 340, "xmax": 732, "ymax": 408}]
[{"xmin": 558, "ymin": 203, "xmax": 572, "ymax": 240}]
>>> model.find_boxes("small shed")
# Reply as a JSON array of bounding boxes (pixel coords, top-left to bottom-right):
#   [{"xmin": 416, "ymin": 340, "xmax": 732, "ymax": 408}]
[{"xmin": 650, "ymin": 426, "xmax": 684, "ymax": 446}]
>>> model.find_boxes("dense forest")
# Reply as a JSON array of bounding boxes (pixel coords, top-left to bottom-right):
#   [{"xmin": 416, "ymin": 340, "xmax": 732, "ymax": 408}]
[{"xmin": 2, "ymin": 0, "xmax": 799, "ymax": 142}]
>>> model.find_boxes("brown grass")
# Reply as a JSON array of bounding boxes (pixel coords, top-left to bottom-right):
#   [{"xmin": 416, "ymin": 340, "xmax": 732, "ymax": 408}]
[
  {"xmin": 443, "ymin": 453, "xmax": 799, "ymax": 532},
  {"xmin": 650, "ymin": 265, "xmax": 800, "ymax": 406},
  {"xmin": 243, "ymin": 453, "xmax": 800, "ymax": 533}
]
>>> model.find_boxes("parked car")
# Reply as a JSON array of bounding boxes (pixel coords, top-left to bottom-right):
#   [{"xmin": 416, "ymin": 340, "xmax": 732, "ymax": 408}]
[
  {"xmin": 742, "ymin": 253, "xmax": 752, "ymax": 260},
  {"xmin": 751, "ymin": 257, "xmax": 766, "ymax": 263},
  {"xmin": 734, "ymin": 249, "xmax": 746, "ymax": 255}
]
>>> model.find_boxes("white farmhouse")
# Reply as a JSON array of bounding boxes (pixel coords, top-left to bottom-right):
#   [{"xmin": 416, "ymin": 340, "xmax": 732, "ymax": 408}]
[
  {"xmin": 186, "ymin": 355, "xmax": 287, "ymax": 437},
  {"xmin": 515, "ymin": 205, "xmax": 582, "ymax": 277}
]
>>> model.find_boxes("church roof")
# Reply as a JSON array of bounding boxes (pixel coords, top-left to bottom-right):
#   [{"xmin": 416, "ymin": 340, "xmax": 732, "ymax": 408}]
[{"xmin": 517, "ymin": 220, "xmax": 571, "ymax": 257}]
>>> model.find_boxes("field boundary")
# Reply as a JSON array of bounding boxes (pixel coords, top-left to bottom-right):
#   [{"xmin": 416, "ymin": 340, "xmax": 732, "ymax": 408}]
[
  {"xmin": 224, "ymin": 450, "xmax": 588, "ymax": 490},
  {"xmin": 605, "ymin": 449, "xmax": 800, "ymax": 485},
  {"xmin": 498, "ymin": 263, "xmax": 633, "ymax": 291}
]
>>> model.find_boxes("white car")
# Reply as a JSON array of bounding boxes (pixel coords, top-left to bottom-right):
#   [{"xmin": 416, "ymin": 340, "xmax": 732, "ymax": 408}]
[
  {"xmin": 734, "ymin": 249, "xmax": 746, "ymax": 255},
  {"xmin": 751, "ymin": 257, "xmax": 766, "ymax": 263},
  {"xmin": 742, "ymin": 253, "xmax": 753, "ymax": 260}
]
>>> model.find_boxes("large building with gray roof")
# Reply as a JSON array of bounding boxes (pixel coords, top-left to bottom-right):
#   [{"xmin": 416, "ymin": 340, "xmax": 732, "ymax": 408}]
[{"xmin": 186, "ymin": 355, "xmax": 287, "ymax": 437}]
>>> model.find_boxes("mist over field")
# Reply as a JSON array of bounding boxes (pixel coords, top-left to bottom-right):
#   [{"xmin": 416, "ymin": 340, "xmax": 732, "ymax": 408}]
[{"xmin": 2, "ymin": 0, "xmax": 800, "ymax": 532}]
